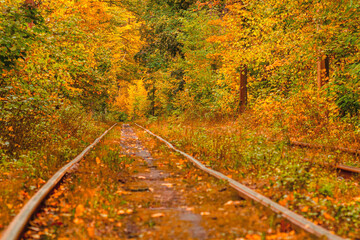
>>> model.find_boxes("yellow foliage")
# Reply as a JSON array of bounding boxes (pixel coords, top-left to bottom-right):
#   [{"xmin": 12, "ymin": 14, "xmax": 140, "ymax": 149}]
[
  {"xmin": 254, "ymin": 87, "xmax": 340, "ymax": 140},
  {"xmin": 113, "ymin": 82, "xmax": 129, "ymax": 113},
  {"xmin": 126, "ymin": 80, "xmax": 149, "ymax": 119}
]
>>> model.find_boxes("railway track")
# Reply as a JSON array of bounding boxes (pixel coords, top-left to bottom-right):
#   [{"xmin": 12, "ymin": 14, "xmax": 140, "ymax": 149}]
[
  {"xmin": 0, "ymin": 124, "xmax": 117, "ymax": 240},
  {"xmin": 303, "ymin": 158, "xmax": 360, "ymax": 175},
  {"xmin": 0, "ymin": 123, "xmax": 348, "ymax": 239},
  {"xmin": 184, "ymin": 127, "xmax": 360, "ymax": 175},
  {"xmin": 290, "ymin": 140, "xmax": 360, "ymax": 156},
  {"xmin": 275, "ymin": 139, "xmax": 360, "ymax": 175},
  {"xmin": 135, "ymin": 124, "xmax": 345, "ymax": 240},
  {"xmin": 265, "ymin": 137, "xmax": 359, "ymax": 175}
]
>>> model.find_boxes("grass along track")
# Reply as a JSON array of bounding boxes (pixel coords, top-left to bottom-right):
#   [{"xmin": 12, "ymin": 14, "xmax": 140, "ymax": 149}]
[
  {"xmin": 135, "ymin": 124, "xmax": 344, "ymax": 240},
  {"xmin": 0, "ymin": 124, "xmax": 318, "ymax": 239},
  {"xmin": 0, "ymin": 124, "xmax": 117, "ymax": 240},
  {"xmin": 139, "ymin": 119, "xmax": 360, "ymax": 238}
]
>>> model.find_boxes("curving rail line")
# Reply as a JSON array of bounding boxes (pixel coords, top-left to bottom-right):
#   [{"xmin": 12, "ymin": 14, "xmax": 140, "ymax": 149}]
[
  {"xmin": 0, "ymin": 124, "xmax": 117, "ymax": 240},
  {"xmin": 135, "ymin": 123, "xmax": 345, "ymax": 240}
]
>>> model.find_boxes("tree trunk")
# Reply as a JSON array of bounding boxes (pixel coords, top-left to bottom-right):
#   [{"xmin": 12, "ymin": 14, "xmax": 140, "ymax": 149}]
[
  {"xmin": 317, "ymin": 56, "xmax": 329, "ymax": 89},
  {"xmin": 239, "ymin": 65, "xmax": 247, "ymax": 113}
]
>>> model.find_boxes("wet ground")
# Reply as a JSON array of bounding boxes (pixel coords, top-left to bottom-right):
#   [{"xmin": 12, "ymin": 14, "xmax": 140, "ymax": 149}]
[{"xmin": 21, "ymin": 124, "xmax": 312, "ymax": 239}]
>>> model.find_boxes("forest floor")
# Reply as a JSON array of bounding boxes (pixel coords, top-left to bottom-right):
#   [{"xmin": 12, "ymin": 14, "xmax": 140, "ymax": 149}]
[{"xmin": 1, "ymin": 124, "xmax": 313, "ymax": 239}]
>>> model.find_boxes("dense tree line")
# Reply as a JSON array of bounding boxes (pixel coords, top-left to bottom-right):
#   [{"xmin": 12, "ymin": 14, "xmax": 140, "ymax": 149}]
[
  {"xmin": 126, "ymin": 0, "xmax": 359, "ymax": 120},
  {"xmin": 1, "ymin": 0, "xmax": 359, "ymax": 156},
  {"xmin": 0, "ymin": 0, "xmax": 140, "ymax": 154}
]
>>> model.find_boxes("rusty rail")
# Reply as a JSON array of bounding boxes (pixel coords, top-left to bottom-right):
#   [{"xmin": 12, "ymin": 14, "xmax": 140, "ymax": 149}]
[
  {"xmin": 267, "ymin": 138, "xmax": 360, "ymax": 174},
  {"xmin": 1, "ymin": 124, "xmax": 117, "ymax": 240},
  {"xmin": 135, "ymin": 123, "xmax": 345, "ymax": 240},
  {"xmin": 336, "ymin": 164, "xmax": 360, "ymax": 174},
  {"xmin": 303, "ymin": 158, "xmax": 360, "ymax": 174},
  {"xmin": 290, "ymin": 140, "xmax": 360, "ymax": 155}
]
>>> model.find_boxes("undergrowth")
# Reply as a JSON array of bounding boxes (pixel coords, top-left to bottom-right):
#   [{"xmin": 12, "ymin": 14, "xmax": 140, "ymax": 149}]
[
  {"xmin": 0, "ymin": 105, "xmax": 110, "ymax": 230},
  {"xmin": 140, "ymin": 114, "xmax": 360, "ymax": 238}
]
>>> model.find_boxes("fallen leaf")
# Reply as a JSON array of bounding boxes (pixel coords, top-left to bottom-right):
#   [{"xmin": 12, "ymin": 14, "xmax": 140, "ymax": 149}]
[
  {"xmin": 224, "ymin": 200, "xmax": 243, "ymax": 206},
  {"xmin": 279, "ymin": 199, "xmax": 287, "ymax": 206},
  {"xmin": 115, "ymin": 190, "xmax": 131, "ymax": 195},
  {"xmin": 75, "ymin": 204, "xmax": 85, "ymax": 217},
  {"xmin": 38, "ymin": 178, "xmax": 46, "ymax": 184},
  {"xmin": 19, "ymin": 190, "xmax": 30, "ymax": 200},
  {"xmin": 73, "ymin": 218, "xmax": 84, "ymax": 224},
  {"xmin": 161, "ymin": 183, "xmax": 173, "ymax": 188},
  {"xmin": 200, "ymin": 212, "xmax": 210, "ymax": 216},
  {"xmin": 28, "ymin": 226, "xmax": 40, "ymax": 232},
  {"xmin": 87, "ymin": 227, "xmax": 95, "ymax": 237},
  {"xmin": 301, "ymin": 206, "xmax": 309, "ymax": 212},
  {"xmin": 323, "ymin": 212, "xmax": 335, "ymax": 221},
  {"xmin": 244, "ymin": 234, "xmax": 261, "ymax": 240},
  {"xmin": 151, "ymin": 213, "xmax": 165, "ymax": 218},
  {"xmin": 60, "ymin": 213, "xmax": 72, "ymax": 217},
  {"xmin": 117, "ymin": 210, "xmax": 125, "ymax": 215},
  {"xmin": 96, "ymin": 157, "xmax": 101, "ymax": 164},
  {"xmin": 353, "ymin": 196, "xmax": 360, "ymax": 202}
]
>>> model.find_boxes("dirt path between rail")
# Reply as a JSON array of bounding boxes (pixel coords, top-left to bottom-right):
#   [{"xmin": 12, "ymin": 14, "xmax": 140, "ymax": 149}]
[
  {"xmin": 119, "ymin": 124, "xmax": 207, "ymax": 239},
  {"xmin": 21, "ymin": 124, "xmax": 311, "ymax": 239}
]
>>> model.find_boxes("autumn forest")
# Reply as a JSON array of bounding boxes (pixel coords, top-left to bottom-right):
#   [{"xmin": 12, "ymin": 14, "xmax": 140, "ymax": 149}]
[{"xmin": 1, "ymin": 0, "xmax": 360, "ymax": 239}]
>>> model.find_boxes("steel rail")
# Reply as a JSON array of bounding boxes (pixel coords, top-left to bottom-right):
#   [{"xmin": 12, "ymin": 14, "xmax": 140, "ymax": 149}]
[
  {"xmin": 1, "ymin": 124, "xmax": 117, "ymax": 240},
  {"xmin": 336, "ymin": 164, "xmax": 360, "ymax": 174},
  {"xmin": 135, "ymin": 123, "xmax": 345, "ymax": 240},
  {"xmin": 290, "ymin": 140, "xmax": 360, "ymax": 156},
  {"xmin": 303, "ymin": 158, "xmax": 360, "ymax": 174},
  {"xmin": 267, "ymin": 138, "xmax": 360, "ymax": 174}
]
